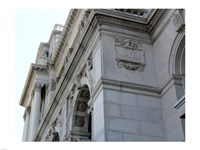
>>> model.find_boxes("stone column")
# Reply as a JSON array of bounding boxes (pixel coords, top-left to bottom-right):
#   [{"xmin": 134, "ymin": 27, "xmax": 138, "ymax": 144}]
[
  {"xmin": 29, "ymin": 83, "xmax": 42, "ymax": 141},
  {"xmin": 22, "ymin": 107, "xmax": 30, "ymax": 141}
]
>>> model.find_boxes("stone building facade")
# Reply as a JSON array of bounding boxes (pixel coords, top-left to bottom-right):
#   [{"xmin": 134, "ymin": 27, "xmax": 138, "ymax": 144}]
[{"xmin": 19, "ymin": 9, "xmax": 185, "ymax": 141}]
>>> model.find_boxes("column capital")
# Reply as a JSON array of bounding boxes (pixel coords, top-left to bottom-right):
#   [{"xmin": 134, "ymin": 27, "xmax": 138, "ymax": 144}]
[{"xmin": 34, "ymin": 83, "xmax": 42, "ymax": 92}]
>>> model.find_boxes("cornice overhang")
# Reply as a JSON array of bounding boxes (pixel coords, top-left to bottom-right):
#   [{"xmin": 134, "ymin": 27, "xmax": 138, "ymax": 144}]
[
  {"xmin": 53, "ymin": 9, "xmax": 80, "ymax": 65},
  {"xmin": 95, "ymin": 9, "xmax": 148, "ymax": 24},
  {"xmin": 94, "ymin": 9, "xmax": 166, "ymax": 34},
  {"xmin": 19, "ymin": 63, "xmax": 46, "ymax": 107}
]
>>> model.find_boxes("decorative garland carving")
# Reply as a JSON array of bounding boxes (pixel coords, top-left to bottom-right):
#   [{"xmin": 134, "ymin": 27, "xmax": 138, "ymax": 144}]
[{"xmin": 118, "ymin": 61, "xmax": 145, "ymax": 71}]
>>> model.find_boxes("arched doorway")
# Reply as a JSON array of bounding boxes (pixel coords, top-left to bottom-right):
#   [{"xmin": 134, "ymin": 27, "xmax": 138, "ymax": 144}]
[{"xmin": 70, "ymin": 85, "xmax": 92, "ymax": 141}]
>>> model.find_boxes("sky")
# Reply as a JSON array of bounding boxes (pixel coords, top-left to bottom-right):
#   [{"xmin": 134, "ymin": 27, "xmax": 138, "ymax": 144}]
[
  {"xmin": 15, "ymin": 9, "xmax": 70, "ymax": 142},
  {"xmin": 0, "ymin": 0, "xmax": 200, "ymax": 150}
]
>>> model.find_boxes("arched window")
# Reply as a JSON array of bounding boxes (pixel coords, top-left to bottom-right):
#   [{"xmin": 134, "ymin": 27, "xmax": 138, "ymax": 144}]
[{"xmin": 70, "ymin": 85, "xmax": 92, "ymax": 141}]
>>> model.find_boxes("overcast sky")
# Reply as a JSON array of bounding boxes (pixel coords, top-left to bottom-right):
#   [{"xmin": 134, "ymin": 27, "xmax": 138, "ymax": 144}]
[{"xmin": 15, "ymin": 9, "xmax": 70, "ymax": 142}]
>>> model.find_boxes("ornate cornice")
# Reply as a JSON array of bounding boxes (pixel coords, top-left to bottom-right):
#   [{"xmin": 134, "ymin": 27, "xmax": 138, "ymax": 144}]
[
  {"xmin": 19, "ymin": 63, "xmax": 46, "ymax": 107},
  {"xmin": 53, "ymin": 9, "xmax": 79, "ymax": 65},
  {"xmin": 52, "ymin": 9, "xmax": 166, "ymax": 68},
  {"xmin": 97, "ymin": 14, "xmax": 149, "ymax": 32}
]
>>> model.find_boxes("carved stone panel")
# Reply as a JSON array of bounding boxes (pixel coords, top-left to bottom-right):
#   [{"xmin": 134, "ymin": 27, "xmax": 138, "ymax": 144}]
[{"xmin": 114, "ymin": 38, "xmax": 145, "ymax": 71}]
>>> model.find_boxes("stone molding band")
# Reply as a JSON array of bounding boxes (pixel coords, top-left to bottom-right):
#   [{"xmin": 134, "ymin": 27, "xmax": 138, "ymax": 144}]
[
  {"xmin": 92, "ymin": 76, "xmax": 184, "ymax": 99},
  {"xmin": 102, "ymin": 79, "xmax": 161, "ymax": 94}
]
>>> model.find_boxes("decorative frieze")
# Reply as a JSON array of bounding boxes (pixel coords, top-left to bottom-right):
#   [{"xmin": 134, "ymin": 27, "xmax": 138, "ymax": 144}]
[
  {"xmin": 118, "ymin": 61, "xmax": 145, "ymax": 71},
  {"xmin": 97, "ymin": 15, "xmax": 149, "ymax": 32},
  {"xmin": 114, "ymin": 38, "xmax": 145, "ymax": 71}
]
